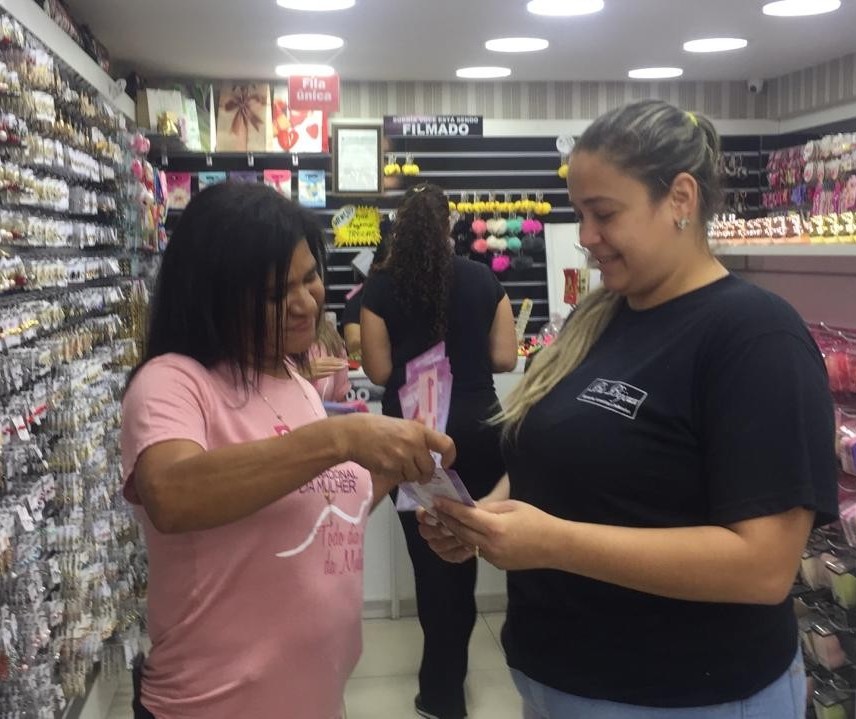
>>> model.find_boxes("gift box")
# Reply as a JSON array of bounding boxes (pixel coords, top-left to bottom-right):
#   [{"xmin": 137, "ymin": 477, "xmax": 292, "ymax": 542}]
[
  {"xmin": 268, "ymin": 85, "xmax": 328, "ymax": 154},
  {"xmin": 216, "ymin": 83, "xmax": 272, "ymax": 152}
]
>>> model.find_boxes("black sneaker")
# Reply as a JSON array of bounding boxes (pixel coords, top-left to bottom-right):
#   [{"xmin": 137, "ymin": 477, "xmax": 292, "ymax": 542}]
[{"xmin": 414, "ymin": 695, "xmax": 465, "ymax": 719}]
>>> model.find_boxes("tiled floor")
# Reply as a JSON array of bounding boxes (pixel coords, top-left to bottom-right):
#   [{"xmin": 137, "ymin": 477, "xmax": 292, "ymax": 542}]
[{"xmin": 106, "ymin": 613, "xmax": 520, "ymax": 719}]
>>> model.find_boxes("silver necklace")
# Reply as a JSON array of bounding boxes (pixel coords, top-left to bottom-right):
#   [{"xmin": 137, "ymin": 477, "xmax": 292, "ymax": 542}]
[{"xmin": 258, "ymin": 379, "xmax": 331, "ymax": 505}]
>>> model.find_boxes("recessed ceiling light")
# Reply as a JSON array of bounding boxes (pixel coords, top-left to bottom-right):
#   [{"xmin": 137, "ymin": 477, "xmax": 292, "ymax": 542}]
[
  {"xmin": 526, "ymin": 0, "xmax": 604, "ymax": 16},
  {"xmin": 275, "ymin": 63, "xmax": 337, "ymax": 77},
  {"xmin": 628, "ymin": 67, "xmax": 684, "ymax": 79},
  {"xmin": 456, "ymin": 66, "xmax": 512, "ymax": 79},
  {"xmin": 762, "ymin": 0, "xmax": 840, "ymax": 16},
  {"xmin": 683, "ymin": 37, "xmax": 748, "ymax": 53},
  {"xmin": 277, "ymin": 34, "xmax": 344, "ymax": 51},
  {"xmin": 485, "ymin": 37, "xmax": 549, "ymax": 53},
  {"xmin": 276, "ymin": 0, "xmax": 355, "ymax": 10}
]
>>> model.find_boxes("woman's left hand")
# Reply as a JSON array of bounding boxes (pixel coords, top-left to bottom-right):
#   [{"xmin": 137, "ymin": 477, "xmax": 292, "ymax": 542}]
[{"xmin": 431, "ymin": 498, "xmax": 562, "ymax": 571}]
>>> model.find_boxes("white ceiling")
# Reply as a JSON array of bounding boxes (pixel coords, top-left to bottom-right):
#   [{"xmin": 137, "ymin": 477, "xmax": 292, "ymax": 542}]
[{"xmin": 65, "ymin": 0, "xmax": 856, "ymax": 83}]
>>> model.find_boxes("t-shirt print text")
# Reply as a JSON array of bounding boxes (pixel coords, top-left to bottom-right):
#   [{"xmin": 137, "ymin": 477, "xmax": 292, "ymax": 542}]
[{"xmin": 577, "ymin": 378, "xmax": 648, "ymax": 420}]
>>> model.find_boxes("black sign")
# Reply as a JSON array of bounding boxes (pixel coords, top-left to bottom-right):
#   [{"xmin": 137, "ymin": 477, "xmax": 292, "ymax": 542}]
[{"xmin": 383, "ymin": 115, "xmax": 483, "ymax": 138}]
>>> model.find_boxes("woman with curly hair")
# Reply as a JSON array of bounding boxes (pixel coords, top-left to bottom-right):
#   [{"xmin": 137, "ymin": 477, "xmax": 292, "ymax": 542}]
[{"xmin": 361, "ymin": 183, "xmax": 518, "ymax": 719}]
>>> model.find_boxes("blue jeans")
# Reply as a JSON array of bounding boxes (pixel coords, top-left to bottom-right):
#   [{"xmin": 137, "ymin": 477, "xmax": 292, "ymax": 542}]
[{"xmin": 511, "ymin": 651, "xmax": 806, "ymax": 719}]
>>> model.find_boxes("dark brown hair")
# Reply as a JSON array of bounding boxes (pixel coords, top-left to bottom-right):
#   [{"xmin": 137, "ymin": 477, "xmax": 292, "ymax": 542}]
[{"xmin": 387, "ymin": 183, "xmax": 453, "ymax": 342}]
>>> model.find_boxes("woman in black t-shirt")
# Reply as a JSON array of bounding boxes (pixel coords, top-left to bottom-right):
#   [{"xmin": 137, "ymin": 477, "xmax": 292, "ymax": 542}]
[
  {"xmin": 419, "ymin": 101, "xmax": 838, "ymax": 718},
  {"xmin": 361, "ymin": 183, "xmax": 518, "ymax": 719}
]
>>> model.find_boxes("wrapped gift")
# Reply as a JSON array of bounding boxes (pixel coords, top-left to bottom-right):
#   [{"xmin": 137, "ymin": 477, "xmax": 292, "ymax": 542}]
[
  {"xmin": 269, "ymin": 85, "xmax": 327, "ymax": 154},
  {"xmin": 264, "ymin": 170, "xmax": 293, "ymax": 199},
  {"xmin": 137, "ymin": 88, "xmax": 186, "ymax": 133},
  {"xmin": 229, "ymin": 171, "xmax": 258, "ymax": 184},
  {"xmin": 216, "ymin": 83, "xmax": 272, "ymax": 152},
  {"xmin": 298, "ymin": 170, "xmax": 326, "ymax": 208},
  {"xmin": 198, "ymin": 172, "xmax": 227, "ymax": 191},
  {"xmin": 165, "ymin": 172, "xmax": 192, "ymax": 210}
]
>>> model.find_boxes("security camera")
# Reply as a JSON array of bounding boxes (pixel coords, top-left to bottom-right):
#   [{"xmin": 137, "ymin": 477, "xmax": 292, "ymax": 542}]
[{"xmin": 747, "ymin": 79, "xmax": 765, "ymax": 94}]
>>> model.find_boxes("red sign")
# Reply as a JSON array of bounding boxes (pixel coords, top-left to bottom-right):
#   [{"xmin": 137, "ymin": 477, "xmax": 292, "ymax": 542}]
[{"xmin": 288, "ymin": 74, "xmax": 340, "ymax": 113}]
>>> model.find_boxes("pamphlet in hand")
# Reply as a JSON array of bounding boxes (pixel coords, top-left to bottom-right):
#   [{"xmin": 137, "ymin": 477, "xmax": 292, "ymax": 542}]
[{"xmin": 396, "ymin": 343, "xmax": 474, "ymax": 513}]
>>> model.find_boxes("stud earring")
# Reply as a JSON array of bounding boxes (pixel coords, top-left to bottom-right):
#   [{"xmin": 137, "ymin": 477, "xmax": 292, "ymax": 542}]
[{"xmin": 676, "ymin": 217, "xmax": 690, "ymax": 231}]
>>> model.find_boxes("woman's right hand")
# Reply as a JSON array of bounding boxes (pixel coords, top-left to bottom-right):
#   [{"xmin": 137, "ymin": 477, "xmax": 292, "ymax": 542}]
[
  {"xmin": 417, "ymin": 507, "xmax": 476, "ymax": 563},
  {"xmin": 337, "ymin": 414, "xmax": 455, "ymax": 488},
  {"xmin": 307, "ymin": 357, "xmax": 349, "ymax": 380}
]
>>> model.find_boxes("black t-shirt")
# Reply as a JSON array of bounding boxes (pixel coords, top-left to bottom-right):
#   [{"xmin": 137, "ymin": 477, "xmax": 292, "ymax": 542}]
[
  {"xmin": 362, "ymin": 256, "xmax": 506, "ymax": 416},
  {"xmin": 502, "ymin": 274, "xmax": 838, "ymax": 708},
  {"xmin": 341, "ymin": 287, "xmax": 363, "ymax": 327}
]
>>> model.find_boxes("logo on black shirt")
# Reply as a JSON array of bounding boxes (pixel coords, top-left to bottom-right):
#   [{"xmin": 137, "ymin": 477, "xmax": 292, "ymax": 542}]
[{"xmin": 577, "ymin": 378, "xmax": 648, "ymax": 419}]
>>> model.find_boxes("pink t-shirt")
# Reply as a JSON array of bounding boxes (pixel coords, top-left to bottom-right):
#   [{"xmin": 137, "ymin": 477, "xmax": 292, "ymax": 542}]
[{"xmin": 121, "ymin": 354, "xmax": 372, "ymax": 719}]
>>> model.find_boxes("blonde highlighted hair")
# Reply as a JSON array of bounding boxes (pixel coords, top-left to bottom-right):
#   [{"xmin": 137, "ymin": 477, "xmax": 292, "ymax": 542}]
[
  {"xmin": 496, "ymin": 288, "xmax": 621, "ymax": 440},
  {"xmin": 316, "ymin": 311, "xmax": 346, "ymax": 358}
]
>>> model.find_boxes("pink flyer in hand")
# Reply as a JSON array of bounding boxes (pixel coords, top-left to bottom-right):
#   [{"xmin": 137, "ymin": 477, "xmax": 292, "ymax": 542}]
[
  {"xmin": 396, "ymin": 343, "xmax": 467, "ymax": 512},
  {"xmin": 406, "ymin": 342, "xmax": 447, "ymax": 384},
  {"xmin": 397, "ymin": 467, "xmax": 475, "ymax": 514}
]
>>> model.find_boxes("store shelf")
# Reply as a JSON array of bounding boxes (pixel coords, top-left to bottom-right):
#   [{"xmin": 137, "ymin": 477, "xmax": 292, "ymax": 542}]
[
  {"xmin": 2, "ymin": 0, "xmax": 135, "ymax": 120},
  {"xmin": 712, "ymin": 243, "xmax": 856, "ymax": 257}
]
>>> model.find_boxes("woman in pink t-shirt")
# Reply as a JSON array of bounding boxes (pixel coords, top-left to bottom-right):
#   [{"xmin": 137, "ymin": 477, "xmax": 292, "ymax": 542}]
[{"xmin": 121, "ymin": 182, "xmax": 454, "ymax": 719}]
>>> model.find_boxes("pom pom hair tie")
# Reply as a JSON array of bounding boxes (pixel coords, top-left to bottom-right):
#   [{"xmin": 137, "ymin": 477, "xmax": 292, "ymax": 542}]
[
  {"xmin": 491, "ymin": 255, "xmax": 511, "ymax": 273},
  {"xmin": 505, "ymin": 218, "xmax": 523, "ymax": 235},
  {"xmin": 472, "ymin": 238, "xmax": 489, "ymax": 254},
  {"xmin": 511, "ymin": 254, "xmax": 534, "ymax": 271},
  {"xmin": 471, "ymin": 219, "xmax": 487, "ymax": 236},
  {"xmin": 522, "ymin": 218, "xmax": 543, "ymax": 235}
]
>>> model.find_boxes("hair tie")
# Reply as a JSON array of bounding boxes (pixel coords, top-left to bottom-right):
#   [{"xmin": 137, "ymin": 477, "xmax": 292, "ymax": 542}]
[{"xmin": 686, "ymin": 111, "xmax": 699, "ymax": 127}]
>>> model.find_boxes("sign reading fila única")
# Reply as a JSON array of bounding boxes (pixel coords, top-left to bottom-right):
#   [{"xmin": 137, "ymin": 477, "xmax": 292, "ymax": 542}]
[
  {"xmin": 383, "ymin": 115, "xmax": 483, "ymax": 137},
  {"xmin": 288, "ymin": 74, "xmax": 341, "ymax": 113}
]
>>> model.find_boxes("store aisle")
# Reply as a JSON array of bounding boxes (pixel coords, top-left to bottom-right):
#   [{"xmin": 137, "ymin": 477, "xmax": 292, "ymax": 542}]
[{"xmin": 106, "ymin": 613, "xmax": 519, "ymax": 719}]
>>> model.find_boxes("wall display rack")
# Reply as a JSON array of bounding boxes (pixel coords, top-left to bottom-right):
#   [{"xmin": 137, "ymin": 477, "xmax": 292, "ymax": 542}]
[{"xmin": 0, "ymin": 9, "xmax": 148, "ymax": 718}]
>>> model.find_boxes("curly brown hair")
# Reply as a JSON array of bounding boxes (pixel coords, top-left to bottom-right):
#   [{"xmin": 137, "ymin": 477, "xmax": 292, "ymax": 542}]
[{"xmin": 387, "ymin": 183, "xmax": 453, "ymax": 342}]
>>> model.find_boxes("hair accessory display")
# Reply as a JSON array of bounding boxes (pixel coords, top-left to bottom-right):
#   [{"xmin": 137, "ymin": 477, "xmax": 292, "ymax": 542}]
[{"xmin": 0, "ymin": 12, "xmax": 150, "ymax": 714}]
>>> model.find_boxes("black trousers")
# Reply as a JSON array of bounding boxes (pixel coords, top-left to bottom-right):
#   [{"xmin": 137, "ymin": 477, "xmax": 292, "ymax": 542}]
[
  {"xmin": 132, "ymin": 654, "xmax": 157, "ymax": 719},
  {"xmin": 392, "ymin": 392, "xmax": 506, "ymax": 718}
]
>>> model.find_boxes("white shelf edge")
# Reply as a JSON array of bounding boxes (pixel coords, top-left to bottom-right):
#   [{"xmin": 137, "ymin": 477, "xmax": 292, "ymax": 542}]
[
  {"xmin": 0, "ymin": 0, "xmax": 135, "ymax": 121},
  {"xmin": 712, "ymin": 243, "xmax": 856, "ymax": 257}
]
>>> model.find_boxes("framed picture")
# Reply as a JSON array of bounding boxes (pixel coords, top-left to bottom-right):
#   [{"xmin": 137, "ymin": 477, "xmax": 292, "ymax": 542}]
[{"xmin": 333, "ymin": 124, "xmax": 383, "ymax": 195}]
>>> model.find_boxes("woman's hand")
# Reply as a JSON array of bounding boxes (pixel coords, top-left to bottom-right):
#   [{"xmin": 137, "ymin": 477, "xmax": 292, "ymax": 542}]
[
  {"xmin": 417, "ymin": 507, "xmax": 477, "ymax": 563},
  {"xmin": 429, "ymin": 498, "xmax": 562, "ymax": 571},
  {"xmin": 306, "ymin": 357, "xmax": 348, "ymax": 380},
  {"xmin": 337, "ymin": 414, "xmax": 455, "ymax": 491}
]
